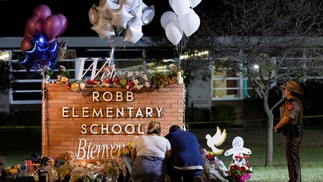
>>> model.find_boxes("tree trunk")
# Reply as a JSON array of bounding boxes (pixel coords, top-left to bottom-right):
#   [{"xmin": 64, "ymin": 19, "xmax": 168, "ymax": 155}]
[{"xmin": 263, "ymin": 99, "xmax": 274, "ymax": 166}]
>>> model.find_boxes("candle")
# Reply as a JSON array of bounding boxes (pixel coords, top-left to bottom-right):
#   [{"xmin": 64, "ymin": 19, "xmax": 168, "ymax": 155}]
[{"xmin": 177, "ymin": 71, "xmax": 182, "ymax": 84}]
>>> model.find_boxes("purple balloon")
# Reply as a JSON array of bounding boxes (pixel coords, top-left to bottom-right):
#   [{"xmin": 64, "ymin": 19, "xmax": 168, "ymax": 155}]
[
  {"xmin": 43, "ymin": 15, "xmax": 61, "ymax": 43},
  {"xmin": 56, "ymin": 14, "xmax": 68, "ymax": 37},
  {"xmin": 33, "ymin": 4, "xmax": 52, "ymax": 20},
  {"xmin": 20, "ymin": 38, "xmax": 33, "ymax": 52},
  {"xmin": 24, "ymin": 29, "xmax": 32, "ymax": 38},
  {"xmin": 26, "ymin": 16, "xmax": 43, "ymax": 37}
]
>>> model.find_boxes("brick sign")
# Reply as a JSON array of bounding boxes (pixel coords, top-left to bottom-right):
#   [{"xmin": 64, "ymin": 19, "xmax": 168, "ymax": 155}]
[{"xmin": 42, "ymin": 84, "xmax": 184, "ymax": 161}]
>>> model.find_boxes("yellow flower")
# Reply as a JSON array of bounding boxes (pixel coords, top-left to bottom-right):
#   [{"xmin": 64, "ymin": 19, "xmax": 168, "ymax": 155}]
[
  {"xmin": 121, "ymin": 141, "xmax": 135, "ymax": 155},
  {"xmin": 71, "ymin": 82, "xmax": 79, "ymax": 91}
]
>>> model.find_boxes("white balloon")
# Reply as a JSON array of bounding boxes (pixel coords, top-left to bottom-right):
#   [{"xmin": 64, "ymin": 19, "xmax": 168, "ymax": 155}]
[
  {"xmin": 142, "ymin": 5, "xmax": 155, "ymax": 25},
  {"xmin": 165, "ymin": 21, "xmax": 183, "ymax": 46},
  {"xmin": 179, "ymin": 9, "xmax": 200, "ymax": 36},
  {"xmin": 169, "ymin": 0, "xmax": 190, "ymax": 16},
  {"xmin": 124, "ymin": 25, "xmax": 143, "ymax": 44},
  {"xmin": 160, "ymin": 11, "xmax": 178, "ymax": 29},
  {"xmin": 189, "ymin": 0, "xmax": 202, "ymax": 8},
  {"xmin": 110, "ymin": 4, "xmax": 134, "ymax": 29}
]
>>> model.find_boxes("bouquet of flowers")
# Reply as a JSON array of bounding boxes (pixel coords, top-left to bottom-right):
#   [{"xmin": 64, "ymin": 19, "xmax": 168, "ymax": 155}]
[
  {"xmin": 227, "ymin": 155, "xmax": 252, "ymax": 182},
  {"xmin": 120, "ymin": 141, "xmax": 135, "ymax": 180},
  {"xmin": 121, "ymin": 141, "xmax": 135, "ymax": 156},
  {"xmin": 202, "ymin": 150, "xmax": 228, "ymax": 181},
  {"xmin": 205, "ymin": 151, "xmax": 217, "ymax": 163}
]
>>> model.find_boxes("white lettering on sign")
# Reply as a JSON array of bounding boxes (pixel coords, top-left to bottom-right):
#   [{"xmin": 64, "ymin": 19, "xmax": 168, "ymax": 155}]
[
  {"xmin": 58, "ymin": 74, "xmax": 169, "ymax": 161},
  {"xmin": 62, "ymin": 107, "xmax": 163, "ymax": 118},
  {"xmin": 76, "ymin": 138, "xmax": 126, "ymax": 160},
  {"xmin": 77, "ymin": 58, "xmax": 112, "ymax": 80},
  {"xmin": 80, "ymin": 123, "xmax": 144, "ymax": 135},
  {"xmin": 92, "ymin": 91, "xmax": 134, "ymax": 102}
]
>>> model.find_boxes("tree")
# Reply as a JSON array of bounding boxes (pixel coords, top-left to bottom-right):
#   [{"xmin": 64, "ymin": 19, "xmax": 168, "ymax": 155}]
[{"xmin": 186, "ymin": 0, "xmax": 323, "ymax": 166}]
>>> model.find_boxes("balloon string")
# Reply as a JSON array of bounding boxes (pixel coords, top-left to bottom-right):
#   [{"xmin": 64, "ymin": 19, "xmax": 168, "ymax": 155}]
[
  {"xmin": 110, "ymin": 47, "xmax": 115, "ymax": 65},
  {"xmin": 175, "ymin": 34, "xmax": 189, "ymax": 69}
]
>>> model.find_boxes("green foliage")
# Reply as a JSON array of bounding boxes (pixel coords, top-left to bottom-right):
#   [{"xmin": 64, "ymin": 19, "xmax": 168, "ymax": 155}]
[
  {"xmin": 58, "ymin": 65, "xmax": 70, "ymax": 77},
  {"xmin": 45, "ymin": 69, "xmax": 54, "ymax": 77},
  {"xmin": 150, "ymin": 72, "xmax": 167, "ymax": 87},
  {"xmin": 185, "ymin": 107, "xmax": 211, "ymax": 123},
  {"xmin": 211, "ymin": 104, "xmax": 236, "ymax": 122}
]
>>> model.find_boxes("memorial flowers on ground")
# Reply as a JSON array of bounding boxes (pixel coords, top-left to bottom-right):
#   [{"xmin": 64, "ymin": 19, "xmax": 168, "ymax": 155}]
[
  {"xmin": 226, "ymin": 155, "xmax": 253, "ymax": 182},
  {"xmin": 0, "ymin": 140, "xmax": 136, "ymax": 181},
  {"xmin": 224, "ymin": 136, "xmax": 253, "ymax": 182}
]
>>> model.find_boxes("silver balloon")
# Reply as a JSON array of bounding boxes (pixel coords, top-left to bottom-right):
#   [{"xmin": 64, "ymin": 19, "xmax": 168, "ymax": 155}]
[
  {"xmin": 110, "ymin": 4, "xmax": 133, "ymax": 29},
  {"xmin": 128, "ymin": 5, "xmax": 143, "ymax": 27},
  {"xmin": 124, "ymin": 25, "xmax": 143, "ymax": 44},
  {"xmin": 91, "ymin": 13, "xmax": 115, "ymax": 39},
  {"xmin": 89, "ymin": 4, "xmax": 99, "ymax": 25},
  {"xmin": 141, "ymin": 5, "xmax": 155, "ymax": 25}
]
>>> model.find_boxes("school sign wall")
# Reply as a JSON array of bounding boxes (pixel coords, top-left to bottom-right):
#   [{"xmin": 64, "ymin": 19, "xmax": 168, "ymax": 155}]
[{"xmin": 42, "ymin": 84, "xmax": 184, "ymax": 161}]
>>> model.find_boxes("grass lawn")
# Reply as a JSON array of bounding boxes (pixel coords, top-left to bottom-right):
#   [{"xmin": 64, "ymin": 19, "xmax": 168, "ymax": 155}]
[{"xmin": 0, "ymin": 125, "xmax": 322, "ymax": 182}]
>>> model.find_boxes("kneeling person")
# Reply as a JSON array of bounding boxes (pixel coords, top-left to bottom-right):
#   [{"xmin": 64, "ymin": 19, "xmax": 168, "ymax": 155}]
[{"xmin": 165, "ymin": 125, "xmax": 204, "ymax": 182}]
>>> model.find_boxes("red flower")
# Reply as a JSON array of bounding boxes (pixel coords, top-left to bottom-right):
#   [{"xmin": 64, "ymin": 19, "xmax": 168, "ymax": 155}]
[
  {"xmin": 230, "ymin": 165, "xmax": 238, "ymax": 171},
  {"xmin": 239, "ymin": 166, "xmax": 246, "ymax": 173},
  {"xmin": 235, "ymin": 155, "xmax": 242, "ymax": 159}
]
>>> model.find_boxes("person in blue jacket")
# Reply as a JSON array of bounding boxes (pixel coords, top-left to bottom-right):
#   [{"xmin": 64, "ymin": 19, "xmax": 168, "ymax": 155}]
[{"xmin": 165, "ymin": 125, "xmax": 204, "ymax": 182}]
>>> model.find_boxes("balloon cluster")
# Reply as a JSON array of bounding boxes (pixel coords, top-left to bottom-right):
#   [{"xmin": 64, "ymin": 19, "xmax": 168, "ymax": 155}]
[
  {"xmin": 19, "ymin": 4, "xmax": 67, "ymax": 72},
  {"xmin": 161, "ymin": 0, "xmax": 201, "ymax": 46},
  {"xmin": 88, "ymin": 0, "xmax": 155, "ymax": 44}
]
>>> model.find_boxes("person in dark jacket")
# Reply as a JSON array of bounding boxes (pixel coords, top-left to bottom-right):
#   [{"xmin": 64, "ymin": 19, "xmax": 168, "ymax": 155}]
[{"xmin": 165, "ymin": 125, "xmax": 204, "ymax": 182}]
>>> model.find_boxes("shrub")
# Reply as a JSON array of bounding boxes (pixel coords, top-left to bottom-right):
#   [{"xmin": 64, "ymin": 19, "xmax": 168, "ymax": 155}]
[
  {"xmin": 185, "ymin": 107, "xmax": 202, "ymax": 122},
  {"xmin": 211, "ymin": 104, "xmax": 236, "ymax": 122},
  {"xmin": 185, "ymin": 107, "xmax": 210, "ymax": 122}
]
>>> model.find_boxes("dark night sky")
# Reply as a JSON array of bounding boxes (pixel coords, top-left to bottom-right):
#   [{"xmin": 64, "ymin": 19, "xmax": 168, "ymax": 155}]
[{"xmin": 0, "ymin": 0, "xmax": 214, "ymax": 37}]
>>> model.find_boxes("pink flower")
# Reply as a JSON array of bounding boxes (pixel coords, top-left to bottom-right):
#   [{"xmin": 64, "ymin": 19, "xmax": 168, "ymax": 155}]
[{"xmin": 238, "ymin": 173, "xmax": 251, "ymax": 182}]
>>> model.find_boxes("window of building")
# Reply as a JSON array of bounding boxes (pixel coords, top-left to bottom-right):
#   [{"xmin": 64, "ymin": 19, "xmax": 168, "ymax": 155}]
[{"xmin": 211, "ymin": 66, "xmax": 254, "ymax": 101}]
